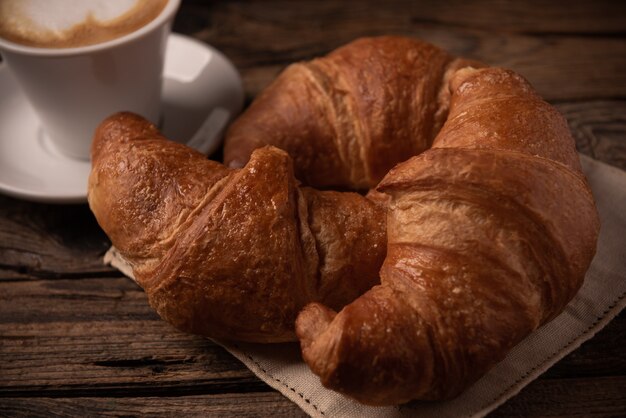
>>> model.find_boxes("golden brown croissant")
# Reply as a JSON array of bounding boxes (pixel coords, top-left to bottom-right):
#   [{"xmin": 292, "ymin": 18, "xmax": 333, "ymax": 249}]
[
  {"xmin": 295, "ymin": 67, "xmax": 600, "ymax": 404},
  {"xmin": 222, "ymin": 37, "xmax": 597, "ymax": 403},
  {"xmin": 88, "ymin": 35, "xmax": 600, "ymax": 407},
  {"xmin": 88, "ymin": 112, "xmax": 386, "ymax": 343},
  {"xmin": 224, "ymin": 36, "xmax": 481, "ymax": 190}
]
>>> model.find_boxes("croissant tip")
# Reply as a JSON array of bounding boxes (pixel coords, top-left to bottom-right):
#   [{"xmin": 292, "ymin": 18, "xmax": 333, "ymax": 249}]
[
  {"xmin": 295, "ymin": 303, "xmax": 336, "ymax": 346},
  {"xmin": 91, "ymin": 111, "xmax": 162, "ymax": 157},
  {"xmin": 449, "ymin": 66, "xmax": 480, "ymax": 92},
  {"xmin": 296, "ymin": 303, "xmax": 345, "ymax": 387}
]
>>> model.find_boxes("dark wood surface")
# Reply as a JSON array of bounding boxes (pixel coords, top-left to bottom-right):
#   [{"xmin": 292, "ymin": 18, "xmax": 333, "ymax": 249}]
[{"xmin": 1, "ymin": 1, "xmax": 625, "ymax": 416}]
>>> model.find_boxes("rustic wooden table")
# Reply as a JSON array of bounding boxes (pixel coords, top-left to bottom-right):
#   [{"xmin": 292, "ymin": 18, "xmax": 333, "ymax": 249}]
[{"xmin": 1, "ymin": 1, "xmax": 625, "ymax": 416}]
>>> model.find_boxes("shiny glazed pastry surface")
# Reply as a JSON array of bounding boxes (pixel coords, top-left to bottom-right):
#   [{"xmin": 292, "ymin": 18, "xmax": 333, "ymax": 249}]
[
  {"xmin": 88, "ymin": 36, "xmax": 600, "ymax": 405},
  {"xmin": 88, "ymin": 113, "xmax": 386, "ymax": 343}
]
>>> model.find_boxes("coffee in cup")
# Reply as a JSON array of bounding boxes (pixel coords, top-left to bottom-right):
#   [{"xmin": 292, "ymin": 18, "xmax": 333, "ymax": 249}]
[
  {"xmin": 0, "ymin": 0, "xmax": 179, "ymax": 160},
  {"xmin": 0, "ymin": 0, "xmax": 168, "ymax": 48}
]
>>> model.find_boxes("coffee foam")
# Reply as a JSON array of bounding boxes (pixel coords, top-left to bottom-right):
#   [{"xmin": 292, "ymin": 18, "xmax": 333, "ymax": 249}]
[{"xmin": 0, "ymin": 0, "xmax": 168, "ymax": 48}]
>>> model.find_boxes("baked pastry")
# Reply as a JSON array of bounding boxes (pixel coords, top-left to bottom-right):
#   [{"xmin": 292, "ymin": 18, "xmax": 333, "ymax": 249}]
[
  {"xmin": 88, "ymin": 112, "xmax": 386, "ymax": 343},
  {"xmin": 224, "ymin": 36, "xmax": 481, "ymax": 190},
  {"xmin": 295, "ymin": 67, "xmax": 599, "ymax": 404},
  {"xmin": 88, "ymin": 35, "xmax": 600, "ymax": 405}
]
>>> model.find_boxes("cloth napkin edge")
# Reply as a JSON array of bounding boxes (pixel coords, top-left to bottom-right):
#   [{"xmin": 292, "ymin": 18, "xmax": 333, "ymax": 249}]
[
  {"xmin": 469, "ymin": 290, "xmax": 626, "ymax": 418},
  {"xmin": 221, "ymin": 341, "xmax": 326, "ymax": 418}
]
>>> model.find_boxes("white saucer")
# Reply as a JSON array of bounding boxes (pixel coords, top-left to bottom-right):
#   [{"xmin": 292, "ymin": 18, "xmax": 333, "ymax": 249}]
[{"xmin": 0, "ymin": 33, "xmax": 244, "ymax": 204}]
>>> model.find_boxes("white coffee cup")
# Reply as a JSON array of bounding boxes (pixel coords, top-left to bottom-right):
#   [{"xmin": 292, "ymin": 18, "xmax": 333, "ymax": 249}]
[{"xmin": 0, "ymin": 0, "xmax": 181, "ymax": 160}]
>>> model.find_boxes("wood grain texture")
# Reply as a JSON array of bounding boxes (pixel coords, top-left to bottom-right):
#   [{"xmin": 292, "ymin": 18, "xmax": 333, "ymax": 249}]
[
  {"xmin": 0, "ymin": 278, "xmax": 257, "ymax": 397},
  {"xmin": 557, "ymin": 101, "xmax": 626, "ymax": 170},
  {"xmin": 0, "ymin": 393, "xmax": 307, "ymax": 417},
  {"xmin": 1, "ymin": 0, "xmax": 625, "ymax": 416},
  {"xmin": 174, "ymin": 1, "xmax": 626, "ymax": 101},
  {"xmin": 2, "ymin": 275, "xmax": 623, "ymax": 394},
  {"xmin": 491, "ymin": 376, "xmax": 626, "ymax": 418},
  {"xmin": 0, "ymin": 196, "xmax": 113, "ymax": 280}
]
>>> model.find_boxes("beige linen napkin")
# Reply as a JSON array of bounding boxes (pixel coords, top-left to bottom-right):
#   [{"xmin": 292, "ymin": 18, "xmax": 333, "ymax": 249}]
[{"xmin": 105, "ymin": 154, "xmax": 626, "ymax": 418}]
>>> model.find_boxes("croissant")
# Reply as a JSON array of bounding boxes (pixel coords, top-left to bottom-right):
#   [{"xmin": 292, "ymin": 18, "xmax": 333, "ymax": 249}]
[
  {"xmin": 88, "ymin": 35, "xmax": 600, "ymax": 406},
  {"xmin": 88, "ymin": 112, "xmax": 386, "ymax": 343},
  {"xmin": 224, "ymin": 36, "xmax": 481, "ymax": 190},
  {"xmin": 294, "ymin": 68, "xmax": 600, "ymax": 404}
]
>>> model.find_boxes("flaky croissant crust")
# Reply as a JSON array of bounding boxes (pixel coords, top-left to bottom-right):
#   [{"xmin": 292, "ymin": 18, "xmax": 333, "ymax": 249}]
[
  {"xmin": 224, "ymin": 36, "xmax": 481, "ymax": 190},
  {"xmin": 294, "ymin": 55, "xmax": 599, "ymax": 405},
  {"xmin": 88, "ymin": 113, "xmax": 386, "ymax": 343},
  {"xmin": 89, "ymin": 36, "xmax": 600, "ymax": 406}
]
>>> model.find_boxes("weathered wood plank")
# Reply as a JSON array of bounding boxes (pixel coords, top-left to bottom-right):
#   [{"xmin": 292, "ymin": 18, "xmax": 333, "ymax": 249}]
[
  {"xmin": 557, "ymin": 101, "xmax": 626, "ymax": 171},
  {"xmin": 0, "ymin": 196, "xmax": 113, "ymax": 280},
  {"xmin": 492, "ymin": 376, "xmax": 626, "ymax": 417},
  {"xmin": 0, "ymin": 392, "xmax": 307, "ymax": 417},
  {"xmin": 175, "ymin": 1, "xmax": 626, "ymax": 101},
  {"xmin": 1, "ymin": 274, "xmax": 625, "ymax": 396},
  {"xmin": 180, "ymin": 0, "xmax": 626, "ymax": 35},
  {"xmin": 0, "ymin": 277, "xmax": 152, "ymax": 323},
  {"xmin": 1, "ymin": 376, "xmax": 625, "ymax": 418},
  {"xmin": 0, "ymin": 277, "xmax": 260, "ymax": 396},
  {"xmin": 403, "ymin": 0, "xmax": 626, "ymax": 35},
  {"xmin": 0, "ymin": 318, "xmax": 261, "ymax": 396}
]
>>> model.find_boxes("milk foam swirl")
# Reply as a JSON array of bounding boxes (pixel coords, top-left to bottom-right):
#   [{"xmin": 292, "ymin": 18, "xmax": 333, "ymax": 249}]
[{"xmin": 0, "ymin": 0, "xmax": 168, "ymax": 48}]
